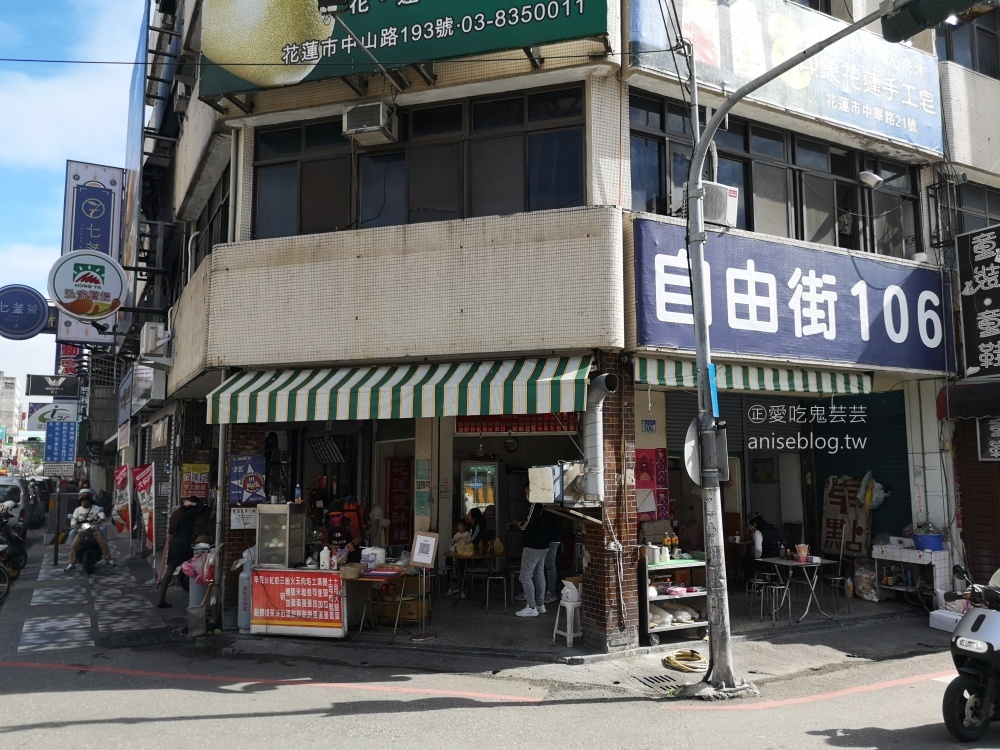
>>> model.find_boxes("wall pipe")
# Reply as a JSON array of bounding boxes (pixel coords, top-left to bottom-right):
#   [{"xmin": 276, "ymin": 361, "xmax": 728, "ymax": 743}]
[{"xmin": 581, "ymin": 373, "xmax": 620, "ymax": 501}]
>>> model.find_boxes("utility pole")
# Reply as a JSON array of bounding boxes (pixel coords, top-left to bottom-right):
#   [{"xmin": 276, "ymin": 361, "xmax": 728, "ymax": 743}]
[{"xmin": 680, "ymin": 0, "xmax": 952, "ymax": 694}]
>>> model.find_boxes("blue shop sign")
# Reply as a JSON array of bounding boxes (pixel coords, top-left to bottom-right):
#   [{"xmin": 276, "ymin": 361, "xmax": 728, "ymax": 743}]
[
  {"xmin": 633, "ymin": 219, "xmax": 954, "ymax": 373},
  {"xmin": 0, "ymin": 285, "xmax": 49, "ymax": 341},
  {"xmin": 72, "ymin": 183, "xmax": 115, "ymax": 254},
  {"xmin": 44, "ymin": 421, "xmax": 78, "ymax": 463}
]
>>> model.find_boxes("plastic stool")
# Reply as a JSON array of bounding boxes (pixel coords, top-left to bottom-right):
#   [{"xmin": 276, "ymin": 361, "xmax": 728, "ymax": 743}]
[
  {"xmin": 483, "ymin": 572, "xmax": 508, "ymax": 614},
  {"xmin": 745, "ymin": 577, "xmax": 768, "ymax": 616},
  {"xmin": 827, "ymin": 576, "xmax": 850, "ymax": 613},
  {"xmin": 553, "ymin": 600, "xmax": 582, "ymax": 647},
  {"xmin": 764, "ymin": 583, "xmax": 790, "ymax": 625}
]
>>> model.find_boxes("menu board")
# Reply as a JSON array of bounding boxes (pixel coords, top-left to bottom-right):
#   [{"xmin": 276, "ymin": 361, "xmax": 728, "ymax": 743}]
[
  {"xmin": 385, "ymin": 457, "xmax": 412, "ymax": 546},
  {"xmin": 250, "ymin": 570, "xmax": 346, "ymax": 638}
]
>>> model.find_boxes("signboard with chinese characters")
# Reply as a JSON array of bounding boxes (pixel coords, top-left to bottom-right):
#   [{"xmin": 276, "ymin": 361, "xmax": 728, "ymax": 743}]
[
  {"xmin": 231, "ymin": 506, "xmax": 257, "ymax": 530},
  {"xmin": 55, "ymin": 343, "xmax": 82, "ymax": 376},
  {"xmin": 630, "ymin": 0, "xmax": 942, "ymax": 154},
  {"xmin": 229, "ymin": 454, "xmax": 266, "ymax": 504},
  {"xmin": 26, "ymin": 375, "xmax": 80, "ymax": 398},
  {"xmin": 181, "ymin": 463, "xmax": 211, "ymax": 499},
  {"xmin": 633, "ymin": 219, "xmax": 954, "ymax": 373},
  {"xmin": 455, "ymin": 413, "xmax": 580, "ymax": 433},
  {"xmin": 957, "ymin": 226, "xmax": 1000, "ymax": 379},
  {"xmin": 385, "ymin": 456, "xmax": 412, "ymax": 546},
  {"xmin": 200, "ymin": 0, "xmax": 608, "ymax": 97},
  {"xmin": 250, "ymin": 569, "xmax": 346, "ymax": 638},
  {"xmin": 48, "ymin": 249, "xmax": 128, "ymax": 322},
  {"xmin": 27, "ymin": 402, "xmax": 78, "ymax": 432},
  {"xmin": 820, "ymin": 476, "xmax": 870, "ymax": 557},
  {"xmin": 118, "ymin": 368, "xmax": 134, "ymax": 427},
  {"xmin": 44, "ymin": 421, "xmax": 78, "ymax": 463},
  {"xmin": 57, "ymin": 161, "xmax": 124, "ymax": 346},
  {"xmin": 978, "ymin": 417, "xmax": 1000, "ymax": 461},
  {"xmin": 0, "ymin": 285, "xmax": 49, "ymax": 341},
  {"xmin": 112, "ymin": 465, "xmax": 131, "ymax": 534},
  {"xmin": 132, "ymin": 463, "xmax": 155, "ymax": 546}
]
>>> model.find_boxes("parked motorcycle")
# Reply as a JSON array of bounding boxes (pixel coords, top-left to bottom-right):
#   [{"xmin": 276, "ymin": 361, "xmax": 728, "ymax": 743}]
[
  {"xmin": 0, "ymin": 504, "xmax": 28, "ymax": 571},
  {"xmin": 942, "ymin": 564, "xmax": 1000, "ymax": 742}
]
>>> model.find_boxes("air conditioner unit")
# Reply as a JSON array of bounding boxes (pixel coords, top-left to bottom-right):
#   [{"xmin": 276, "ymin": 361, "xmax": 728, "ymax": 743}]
[
  {"xmin": 343, "ymin": 102, "xmax": 398, "ymax": 145},
  {"xmin": 139, "ymin": 322, "xmax": 168, "ymax": 357},
  {"xmin": 172, "ymin": 79, "xmax": 191, "ymax": 114},
  {"xmin": 703, "ymin": 181, "xmax": 739, "ymax": 227}
]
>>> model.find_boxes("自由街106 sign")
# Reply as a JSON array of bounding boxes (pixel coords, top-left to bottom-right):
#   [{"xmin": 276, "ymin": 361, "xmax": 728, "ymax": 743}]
[
  {"xmin": 200, "ymin": 0, "xmax": 608, "ymax": 96},
  {"xmin": 47, "ymin": 250, "xmax": 128, "ymax": 322}
]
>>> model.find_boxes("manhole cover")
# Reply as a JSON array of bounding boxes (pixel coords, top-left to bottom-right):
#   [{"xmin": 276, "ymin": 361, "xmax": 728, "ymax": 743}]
[
  {"xmin": 96, "ymin": 627, "xmax": 183, "ymax": 649},
  {"xmin": 635, "ymin": 674, "xmax": 679, "ymax": 692}
]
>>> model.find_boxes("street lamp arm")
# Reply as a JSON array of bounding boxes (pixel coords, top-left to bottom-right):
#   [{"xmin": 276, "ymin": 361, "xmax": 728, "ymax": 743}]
[{"xmin": 689, "ymin": 0, "xmax": 915, "ymax": 186}]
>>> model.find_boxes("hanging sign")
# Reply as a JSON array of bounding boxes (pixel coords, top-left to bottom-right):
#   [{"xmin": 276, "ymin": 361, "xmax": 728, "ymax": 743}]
[
  {"xmin": 47, "ymin": 249, "xmax": 128, "ymax": 322},
  {"xmin": 181, "ymin": 463, "xmax": 211, "ymax": 499},
  {"xmin": 0, "ymin": 285, "xmax": 50, "ymax": 341},
  {"xmin": 112, "ymin": 465, "xmax": 132, "ymax": 534},
  {"xmin": 27, "ymin": 402, "xmax": 78, "ymax": 432},
  {"xmin": 26, "ymin": 375, "xmax": 80, "ymax": 398},
  {"xmin": 957, "ymin": 226, "xmax": 1000, "ymax": 379}
]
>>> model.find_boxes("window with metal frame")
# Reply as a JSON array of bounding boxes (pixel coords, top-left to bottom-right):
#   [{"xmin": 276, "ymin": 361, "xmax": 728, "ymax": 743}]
[
  {"xmin": 936, "ymin": 10, "xmax": 1000, "ymax": 80},
  {"xmin": 252, "ymin": 86, "xmax": 586, "ymax": 240},
  {"xmin": 627, "ymin": 90, "xmax": 921, "ymax": 258}
]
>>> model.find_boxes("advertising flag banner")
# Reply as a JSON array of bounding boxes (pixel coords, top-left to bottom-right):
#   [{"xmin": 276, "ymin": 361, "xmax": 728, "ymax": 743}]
[
  {"xmin": 132, "ymin": 463, "xmax": 155, "ymax": 546},
  {"xmin": 113, "ymin": 465, "xmax": 132, "ymax": 534}
]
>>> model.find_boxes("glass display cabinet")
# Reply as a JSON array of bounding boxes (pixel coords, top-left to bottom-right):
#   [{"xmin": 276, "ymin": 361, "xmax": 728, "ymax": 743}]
[{"xmin": 256, "ymin": 503, "xmax": 306, "ymax": 568}]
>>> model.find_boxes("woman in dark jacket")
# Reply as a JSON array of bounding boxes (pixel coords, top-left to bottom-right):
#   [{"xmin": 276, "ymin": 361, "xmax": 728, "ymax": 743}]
[
  {"xmin": 464, "ymin": 507, "xmax": 491, "ymax": 549},
  {"xmin": 157, "ymin": 496, "xmax": 208, "ymax": 608}
]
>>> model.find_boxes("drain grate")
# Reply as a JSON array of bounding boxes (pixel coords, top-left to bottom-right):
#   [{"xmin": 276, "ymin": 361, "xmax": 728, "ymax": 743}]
[
  {"xmin": 634, "ymin": 674, "xmax": 679, "ymax": 692},
  {"xmin": 96, "ymin": 627, "xmax": 183, "ymax": 649}
]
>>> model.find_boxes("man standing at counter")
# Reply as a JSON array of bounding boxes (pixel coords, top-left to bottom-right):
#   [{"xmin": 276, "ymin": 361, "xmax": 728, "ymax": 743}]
[{"xmin": 324, "ymin": 507, "xmax": 362, "ymax": 564}]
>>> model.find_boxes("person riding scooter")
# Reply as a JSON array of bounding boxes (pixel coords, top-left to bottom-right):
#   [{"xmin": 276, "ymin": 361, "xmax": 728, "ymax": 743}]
[{"xmin": 64, "ymin": 489, "xmax": 114, "ymax": 572}]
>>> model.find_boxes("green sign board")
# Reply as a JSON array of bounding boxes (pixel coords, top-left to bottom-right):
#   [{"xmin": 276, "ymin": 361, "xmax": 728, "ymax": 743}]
[{"xmin": 201, "ymin": 0, "xmax": 608, "ymax": 97}]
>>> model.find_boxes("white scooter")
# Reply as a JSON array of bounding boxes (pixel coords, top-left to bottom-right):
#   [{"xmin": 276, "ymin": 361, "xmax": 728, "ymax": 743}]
[{"xmin": 942, "ymin": 564, "xmax": 1000, "ymax": 742}]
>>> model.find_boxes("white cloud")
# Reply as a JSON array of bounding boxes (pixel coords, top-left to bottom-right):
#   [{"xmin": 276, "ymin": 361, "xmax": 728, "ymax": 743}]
[
  {"xmin": 0, "ymin": 336, "xmax": 59, "ymax": 397},
  {"xmin": 0, "ymin": 0, "xmax": 146, "ymax": 172},
  {"xmin": 0, "ymin": 242, "xmax": 61, "ymax": 291}
]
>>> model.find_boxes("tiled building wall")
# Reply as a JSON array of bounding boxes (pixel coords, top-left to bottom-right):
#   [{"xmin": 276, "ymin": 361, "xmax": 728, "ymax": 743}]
[
  {"xmin": 167, "ymin": 257, "xmax": 211, "ymax": 395},
  {"xmin": 581, "ymin": 351, "xmax": 639, "ymax": 652},
  {"xmin": 201, "ymin": 206, "xmax": 623, "ymax": 368},
  {"xmin": 940, "ymin": 62, "xmax": 1000, "ymax": 187}
]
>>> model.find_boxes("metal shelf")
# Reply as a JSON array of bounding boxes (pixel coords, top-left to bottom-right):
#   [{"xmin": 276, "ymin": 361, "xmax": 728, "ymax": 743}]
[
  {"xmin": 649, "ymin": 591, "xmax": 707, "ymax": 601},
  {"xmin": 648, "ymin": 620, "xmax": 709, "ymax": 634}
]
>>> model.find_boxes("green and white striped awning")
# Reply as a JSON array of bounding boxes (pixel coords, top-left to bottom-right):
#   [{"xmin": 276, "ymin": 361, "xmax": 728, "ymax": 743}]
[
  {"xmin": 634, "ymin": 356, "xmax": 871, "ymax": 395},
  {"xmin": 207, "ymin": 356, "xmax": 592, "ymax": 424}
]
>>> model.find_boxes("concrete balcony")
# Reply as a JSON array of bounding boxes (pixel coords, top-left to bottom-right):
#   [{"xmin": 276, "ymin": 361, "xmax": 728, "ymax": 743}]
[
  {"xmin": 939, "ymin": 61, "xmax": 1000, "ymax": 187},
  {"xmin": 167, "ymin": 206, "xmax": 624, "ymax": 394}
]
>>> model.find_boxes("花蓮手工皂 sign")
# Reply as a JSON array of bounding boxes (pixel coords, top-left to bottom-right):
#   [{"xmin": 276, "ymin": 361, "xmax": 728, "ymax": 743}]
[{"xmin": 200, "ymin": 0, "xmax": 608, "ymax": 96}]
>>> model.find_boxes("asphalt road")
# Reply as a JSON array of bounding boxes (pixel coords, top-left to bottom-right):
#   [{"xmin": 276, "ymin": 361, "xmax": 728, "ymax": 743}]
[{"xmin": 0, "ymin": 630, "xmax": 978, "ymax": 749}]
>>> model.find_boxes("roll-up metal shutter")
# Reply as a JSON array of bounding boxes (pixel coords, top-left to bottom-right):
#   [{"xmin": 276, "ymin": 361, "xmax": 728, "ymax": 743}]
[
  {"xmin": 664, "ymin": 391, "xmax": 745, "ymax": 453},
  {"xmin": 813, "ymin": 392, "xmax": 911, "ymax": 538}
]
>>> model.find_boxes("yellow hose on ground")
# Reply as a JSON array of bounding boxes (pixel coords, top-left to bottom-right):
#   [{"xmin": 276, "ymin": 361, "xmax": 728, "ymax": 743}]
[{"xmin": 662, "ymin": 649, "xmax": 708, "ymax": 673}]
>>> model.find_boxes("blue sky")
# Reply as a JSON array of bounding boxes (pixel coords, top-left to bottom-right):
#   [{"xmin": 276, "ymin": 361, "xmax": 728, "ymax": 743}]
[{"xmin": 0, "ymin": 0, "xmax": 146, "ymax": 402}]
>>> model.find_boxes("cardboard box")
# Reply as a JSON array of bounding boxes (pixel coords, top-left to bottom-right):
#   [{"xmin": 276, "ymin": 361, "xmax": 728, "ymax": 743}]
[
  {"xmin": 929, "ymin": 609, "xmax": 963, "ymax": 633},
  {"xmin": 890, "ymin": 536, "xmax": 915, "ymax": 548},
  {"xmin": 340, "ymin": 563, "xmax": 364, "ymax": 579},
  {"xmin": 387, "ymin": 597, "xmax": 431, "ymax": 623}
]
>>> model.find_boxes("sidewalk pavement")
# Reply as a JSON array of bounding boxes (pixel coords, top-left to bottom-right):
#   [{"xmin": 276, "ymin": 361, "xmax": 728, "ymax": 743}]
[{"xmin": 0, "ymin": 525, "xmax": 953, "ymax": 697}]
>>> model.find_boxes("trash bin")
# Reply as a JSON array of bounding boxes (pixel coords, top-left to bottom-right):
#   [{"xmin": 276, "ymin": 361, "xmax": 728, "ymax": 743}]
[{"xmin": 189, "ymin": 579, "xmax": 208, "ymax": 608}]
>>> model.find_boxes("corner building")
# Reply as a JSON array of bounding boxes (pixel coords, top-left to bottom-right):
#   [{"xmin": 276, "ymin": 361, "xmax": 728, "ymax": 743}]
[{"xmin": 135, "ymin": 0, "xmax": 968, "ymax": 651}]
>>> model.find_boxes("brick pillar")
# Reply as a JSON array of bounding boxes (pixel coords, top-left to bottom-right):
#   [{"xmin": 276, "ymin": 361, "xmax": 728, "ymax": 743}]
[
  {"xmin": 581, "ymin": 352, "xmax": 639, "ymax": 652},
  {"xmin": 179, "ymin": 401, "xmax": 214, "ymax": 542},
  {"xmin": 222, "ymin": 423, "xmax": 265, "ymax": 610}
]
